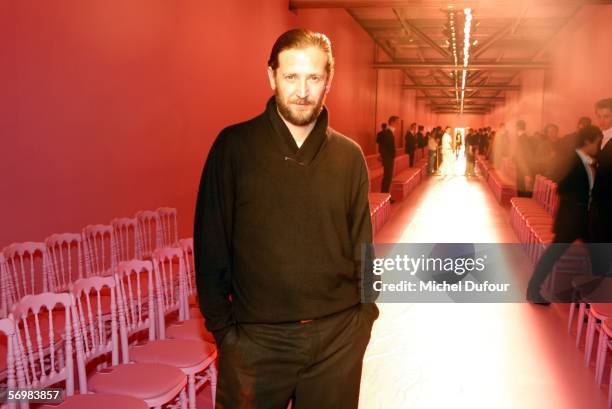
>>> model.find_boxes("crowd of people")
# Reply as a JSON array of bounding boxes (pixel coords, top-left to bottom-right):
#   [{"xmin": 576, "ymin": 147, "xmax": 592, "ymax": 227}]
[
  {"xmin": 375, "ymin": 120, "xmax": 499, "ymax": 186},
  {"xmin": 373, "ymin": 98, "xmax": 612, "ymax": 303},
  {"xmin": 510, "ymin": 98, "xmax": 612, "ymax": 303}
]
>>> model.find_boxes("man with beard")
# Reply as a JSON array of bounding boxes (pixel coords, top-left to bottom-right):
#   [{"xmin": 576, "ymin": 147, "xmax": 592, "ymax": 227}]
[{"xmin": 194, "ymin": 29, "xmax": 378, "ymax": 408}]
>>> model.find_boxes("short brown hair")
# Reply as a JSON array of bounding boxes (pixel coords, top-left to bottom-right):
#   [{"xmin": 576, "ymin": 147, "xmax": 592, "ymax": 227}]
[
  {"xmin": 576, "ymin": 125, "xmax": 603, "ymax": 147},
  {"xmin": 268, "ymin": 29, "xmax": 334, "ymax": 74},
  {"xmin": 596, "ymin": 98, "xmax": 612, "ymax": 111}
]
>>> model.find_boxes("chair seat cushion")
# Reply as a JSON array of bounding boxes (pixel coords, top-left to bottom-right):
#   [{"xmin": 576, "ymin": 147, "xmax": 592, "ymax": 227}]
[
  {"xmin": 89, "ymin": 363, "xmax": 186, "ymax": 403},
  {"xmin": 166, "ymin": 318, "xmax": 215, "ymax": 344},
  {"xmin": 130, "ymin": 339, "xmax": 216, "ymax": 370},
  {"xmin": 40, "ymin": 394, "xmax": 148, "ymax": 409}
]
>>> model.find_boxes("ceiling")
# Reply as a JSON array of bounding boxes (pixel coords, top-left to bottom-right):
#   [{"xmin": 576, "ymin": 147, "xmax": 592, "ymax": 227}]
[{"xmin": 289, "ymin": 0, "xmax": 611, "ymax": 114}]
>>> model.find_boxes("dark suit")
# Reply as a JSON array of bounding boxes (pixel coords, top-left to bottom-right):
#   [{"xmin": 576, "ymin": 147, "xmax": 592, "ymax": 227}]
[
  {"xmin": 379, "ymin": 129, "xmax": 396, "ymax": 193},
  {"xmin": 590, "ymin": 137, "xmax": 612, "ymax": 275},
  {"xmin": 417, "ymin": 131, "xmax": 425, "ymax": 149},
  {"xmin": 376, "ymin": 130, "xmax": 385, "ymax": 155},
  {"xmin": 405, "ymin": 131, "xmax": 417, "ymax": 167},
  {"xmin": 528, "ymin": 151, "xmax": 597, "ymax": 293}
]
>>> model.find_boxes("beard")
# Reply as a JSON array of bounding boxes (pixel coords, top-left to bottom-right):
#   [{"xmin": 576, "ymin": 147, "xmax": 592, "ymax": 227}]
[{"xmin": 275, "ymin": 92, "xmax": 326, "ymax": 126}]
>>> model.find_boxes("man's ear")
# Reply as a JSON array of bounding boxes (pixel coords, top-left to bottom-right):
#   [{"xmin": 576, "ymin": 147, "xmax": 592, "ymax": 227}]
[
  {"xmin": 325, "ymin": 69, "xmax": 334, "ymax": 94},
  {"xmin": 267, "ymin": 67, "xmax": 276, "ymax": 91}
]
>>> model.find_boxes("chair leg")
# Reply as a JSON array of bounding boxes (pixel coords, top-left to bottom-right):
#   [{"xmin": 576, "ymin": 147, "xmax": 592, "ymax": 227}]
[
  {"xmin": 577, "ymin": 303, "xmax": 587, "ymax": 348},
  {"xmin": 609, "ymin": 366, "xmax": 612, "ymax": 408},
  {"xmin": 188, "ymin": 374, "xmax": 196, "ymax": 409},
  {"xmin": 585, "ymin": 313, "xmax": 596, "ymax": 366},
  {"xmin": 595, "ymin": 331, "xmax": 608, "ymax": 385},
  {"xmin": 180, "ymin": 388, "xmax": 187, "ymax": 409},
  {"xmin": 568, "ymin": 302, "xmax": 576, "ymax": 334},
  {"xmin": 210, "ymin": 363, "xmax": 218, "ymax": 406}
]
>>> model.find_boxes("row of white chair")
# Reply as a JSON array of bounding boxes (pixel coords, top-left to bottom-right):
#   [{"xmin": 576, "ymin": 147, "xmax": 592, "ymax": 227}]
[
  {"xmin": 0, "ymin": 244, "xmax": 214, "ymax": 409},
  {"xmin": 0, "ymin": 207, "xmax": 179, "ymax": 319}
]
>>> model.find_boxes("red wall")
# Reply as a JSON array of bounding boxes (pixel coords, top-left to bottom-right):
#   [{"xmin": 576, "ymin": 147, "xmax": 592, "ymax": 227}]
[
  {"xmin": 1, "ymin": 0, "xmax": 418, "ymax": 247},
  {"xmin": 487, "ymin": 5, "xmax": 612, "ymax": 137},
  {"xmin": 541, "ymin": 5, "xmax": 612, "ymax": 133},
  {"xmin": 436, "ymin": 114, "xmax": 485, "ymax": 130}
]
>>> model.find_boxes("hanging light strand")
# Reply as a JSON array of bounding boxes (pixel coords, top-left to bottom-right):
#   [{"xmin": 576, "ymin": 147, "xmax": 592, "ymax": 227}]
[{"xmin": 460, "ymin": 8, "xmax": 473, "ymax": 114}]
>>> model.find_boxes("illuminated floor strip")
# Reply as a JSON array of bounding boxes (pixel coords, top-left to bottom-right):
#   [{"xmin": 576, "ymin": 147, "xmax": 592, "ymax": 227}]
[{"xmin": 360, "ymin": 174, "xmax": 608, "ymax": 409}]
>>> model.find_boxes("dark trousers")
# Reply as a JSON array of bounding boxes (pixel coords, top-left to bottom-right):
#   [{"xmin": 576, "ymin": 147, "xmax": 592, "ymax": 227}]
[
  {"xmin": 590, "ymin": 201, "xmax": 612, "ymax": 276},
  {"xmin": 407, "ymin": 149, "xmax": 415, "ymax": 167},
  {"xmin": 381, "ymin": 157, "xmax": 394, "ymax": 193},
  {"xmin": 215, "ymin": 304, "xmax": 377, "ymax": 409},
  {"xmin": 427, "ymin": 150, "xmax": 436, "ymax": 174},
  {"xmin": 528, "ymin": 231, "xmax": 608, "ymax": 294}
]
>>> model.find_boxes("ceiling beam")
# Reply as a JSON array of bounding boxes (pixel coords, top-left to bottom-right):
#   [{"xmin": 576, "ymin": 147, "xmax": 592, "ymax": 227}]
[
  {"xmin": 472, "ymin": 22, "xmax": 514, "ymax": 59},
  {"xmin": 346, "ymin": 10, "xmax": 396, "ymax": 59},
  {"xmin": 290, "ymin": 0, "xmax": 612, "ymax": 9},
  {"xmin": 433, "ymin": 110, "xmax": 491, "ymax": 115},
  {"xmin": 472, "ymin": 5, "xmax": 528, "ymax": 59},
  {"xmin": 417, "ymin": 96, "xmax": 505, "ymax": 101},
  {"xmin": 428, "ymin": 105, "xmax": 495, "ymax": 111},
  {"xmin": 404, "ymin": 84, "xmax": 519, "ymax": 90},
  {"xmin": 375, "ymin": 62, "xmax": 548, "ymax": 70},
  {"xmin": 404, "ymin": 72, "xmax": 440, "ymax": 106},
  {"xmin": 392, "ymin": 8, "xmax": 450, "ymax": 58}
]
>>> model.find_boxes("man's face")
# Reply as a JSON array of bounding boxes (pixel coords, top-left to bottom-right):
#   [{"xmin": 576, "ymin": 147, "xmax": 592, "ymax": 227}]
[
  {"xmin": 596, "ymin": 107, "xmax": 612, "ymax": 131},
  {"xmin": 267, "ymin": 46, "xmax": 332, "ymax": 126}
]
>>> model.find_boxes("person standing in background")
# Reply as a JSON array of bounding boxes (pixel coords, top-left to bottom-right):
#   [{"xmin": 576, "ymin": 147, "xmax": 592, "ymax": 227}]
[
  {"xmin": 439, "ymin": 126, "xmax": 454, "ymax": 178},
  {"xmin": 527, "ymin": 125, "xmax": 603, "ymax": 304},
  {"xmin": 405, "ymin": 122, "xmax": 417, "ymax": 167},
  {"xmin": 380, "ymin": 115, "xmax": 399, "ymax": 194},
  {"xmin": 465, "ymin": 130, "xmax": 478, "ymax": 177},
  {"xmin": 513, "ymin": 119, "xmax": 534, "ymax": 197},
  {"xmin": 427, "ymin": 130, "xmax": 438, "ymax": 175},
  {"xmin": 376, "ymin": 122, "xmax": 387, "ymax": 156},
  {"xmin": 417, "ymin": 125, "xmax": 425, "ymax": 150},
  {"xmin": 492, "ymin": 122, "xmax": 509, "ymax": 169},
  {"xmin": 590, "ymin": 98, "xmax": 612, "ymax": 276}
]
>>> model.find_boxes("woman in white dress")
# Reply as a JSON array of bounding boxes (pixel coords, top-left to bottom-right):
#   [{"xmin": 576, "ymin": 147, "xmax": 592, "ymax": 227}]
[{"xmin": 439, "ymin": 126, "xmax": 454, "ymax": 177}]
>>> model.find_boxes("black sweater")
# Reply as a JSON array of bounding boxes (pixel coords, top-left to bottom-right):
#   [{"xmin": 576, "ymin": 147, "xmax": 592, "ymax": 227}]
[{"xmin": 194, "ymin": 97, "xmax": 375, "ymax": 343}]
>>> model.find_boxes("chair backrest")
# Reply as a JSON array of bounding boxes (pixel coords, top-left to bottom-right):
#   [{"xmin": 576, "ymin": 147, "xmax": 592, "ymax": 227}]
[
  {"xmin": 111, "ymin": 217, "xmax": 142, "ymax": 262},
  {"xmin": 45, "ymin": 233, "xmax": 84, "ymax": 293},
  {"xmin": 115, "ymin": 260, "xmax": 156, "ymax": 351},
  {"xmin": 135, "ymin": 211, "xmax": 162, "ymax": 259},
  {"xmin": 3, "ymin": 242, "xmax": 51, "ymax": 310},
  {"xmin": 11, "ymin": 292, "xmax": 74, "ymax": 399},
  {"xmin": 550, "ymin": 182, "xmax": 560, "ymax": 214},
  {"xmin": 82, "ymin": 224, "xmax": 116, "ymax": 277},
  {"xmin": 1, "ymin": 254, "xmax": 9, "ymax": 318},
  {"xmin": 0, "ymin": 316, "xmax": 18, "ymax": 409},
  {"xmin": 532, "ymin": 175, "xmax": 543, "ymax": 205},
  {"xmin": 71, "ymin": 275, "xmax": 118, "ymax": 394},
  {"xmin": 152, "ymin": 247, "xmax": 187, "ymax": 340},
  {"xmin": 178, "ymin": 238, "xmax": 195, "ymax": 298},
  {"xmin": 156, "ymin": 207, "xmax": 179, "ymax": 248}
]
